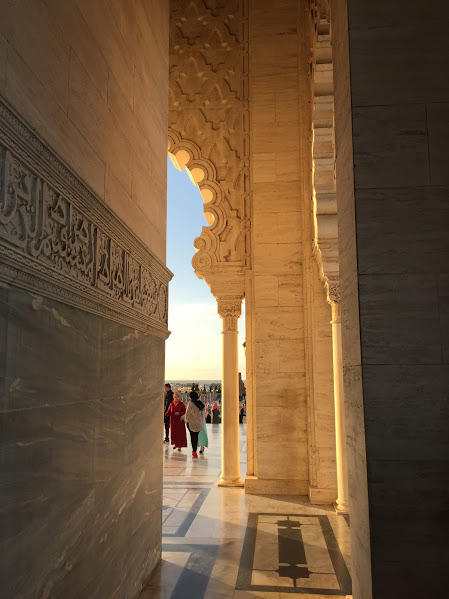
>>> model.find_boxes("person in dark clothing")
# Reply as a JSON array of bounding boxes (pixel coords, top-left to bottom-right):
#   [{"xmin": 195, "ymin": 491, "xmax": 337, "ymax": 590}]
[
  {"xmin": 211, "ymin": 402, "xmax": 220, "ymax": 424},
  {"xmin": 239, "ymin": 402, "xmax": 246, "ymax": 424},
  {"xmin": 164, "ymin": 383, "xmax": 174, "ymax": 443}
]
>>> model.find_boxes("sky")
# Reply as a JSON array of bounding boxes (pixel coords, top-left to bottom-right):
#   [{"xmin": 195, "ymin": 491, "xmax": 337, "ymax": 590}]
[{"xmin": 165, "ymin": 158, "xmax": 246, "ymax": 380}]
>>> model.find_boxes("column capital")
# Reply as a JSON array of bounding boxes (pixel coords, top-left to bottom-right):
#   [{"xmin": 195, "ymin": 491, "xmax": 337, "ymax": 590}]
[
  {"xmin": 330, "ymin": 299, "xmax": 341, "ymax": 324},
  {"xmin": 216, "ymin": 296, "xmax": 242, "ymax": 333},
  {"xmin": 216, "ymin": 296, "xmax": 242, "ymax": 319},
  {"xmin": 326, "ymin": 276, "xmax": 340, "ymax": 304}
]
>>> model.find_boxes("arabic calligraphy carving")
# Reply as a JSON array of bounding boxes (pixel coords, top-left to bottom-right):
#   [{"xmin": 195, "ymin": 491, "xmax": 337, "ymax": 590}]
[{"xmin": 0, "ymin": 99, "xmax": 170, "ymax": 338}]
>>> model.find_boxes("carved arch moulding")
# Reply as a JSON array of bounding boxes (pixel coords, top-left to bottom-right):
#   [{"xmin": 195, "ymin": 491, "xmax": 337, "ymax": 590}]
[
  {"xmin": 168, "ymin": 0, "xmax": 250, "ymax": 297},
  {"xmin": 0, "ymin": 97, "xmax": 171, "ymax": 339},
  {"xmin": 309, "ymin": 0, "xmax": 340, "ymax": 304},
  {"xmin": 168, "ymin": 130, "xmax": 248, "ymax": 283}
]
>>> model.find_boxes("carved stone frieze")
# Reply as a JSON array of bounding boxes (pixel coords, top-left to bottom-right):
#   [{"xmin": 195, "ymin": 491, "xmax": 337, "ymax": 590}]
[
  {"xmin": 168, "ymin": 0, "xmax": 250, "ymax": 290},
  {"xmin": 0, "ymin": 97, "xmax": 171, "ymax": 338}
]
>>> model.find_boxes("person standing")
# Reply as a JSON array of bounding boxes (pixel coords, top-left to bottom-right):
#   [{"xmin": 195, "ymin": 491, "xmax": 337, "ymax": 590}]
[
  {"xmin": 205, "ymin": 403, "xmax": 212, "ymax": 424},
  {"xmin": 211, "ymin": 402, "xmax": 220, "ymax": 424},
  {"xmin": 164, "ymin": 383, "xmax": 174, "ymax": 443},
  {"xmin": 165, "ymin": 392, "xmax": 187, "ymax": 451},
  {"xmin": 198, "ymin": 408, "xmax": 209, "ymax": 454},
  {"xmin": 185, "ymin": 391, "xmax": 204, "ymax": 458},
  {"xmin": 239, "ymin": 401, "xmax": 246, "ymax": 424}
]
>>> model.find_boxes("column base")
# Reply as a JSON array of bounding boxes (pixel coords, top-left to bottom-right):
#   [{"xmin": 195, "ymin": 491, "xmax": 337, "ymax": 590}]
[
  {"xmin": 218, "ymin": 476, "xmax": 244, "ymax": 488},
  {"xmin": 308, "ymin": 485, "xmax": 338, "ymax": 505},
  {"xmin": 333, "ymin": 501, "xmax": 350, "ymax": 515}
]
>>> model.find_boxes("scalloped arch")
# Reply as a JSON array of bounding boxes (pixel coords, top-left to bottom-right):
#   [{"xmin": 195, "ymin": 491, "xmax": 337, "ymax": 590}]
[
  {"xmin": 168, "ymin": 0, "xmax": 249, "ymax": 296},
  {"xmin": 168, "ymin": 128, "xmax": 230, "ymax": 281}
]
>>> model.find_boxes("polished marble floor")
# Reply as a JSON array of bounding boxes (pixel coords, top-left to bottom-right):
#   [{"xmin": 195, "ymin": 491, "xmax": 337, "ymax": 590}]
[{"xmin": 139, "ymin": 424, "xmax": 352, "ymax": 599}]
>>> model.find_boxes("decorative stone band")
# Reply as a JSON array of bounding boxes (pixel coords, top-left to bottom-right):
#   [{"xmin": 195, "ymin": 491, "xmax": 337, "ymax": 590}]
[
  {"xmin": 217, "ymin": 297, "xmax": 242, "ymax": 333},
  {"xmin": 310, "ymin": 2, "xmax": 340, "ymax": 307},
  {"xmin": 0, "ymin": 97, "xmax": 172, "ymax": 339}
]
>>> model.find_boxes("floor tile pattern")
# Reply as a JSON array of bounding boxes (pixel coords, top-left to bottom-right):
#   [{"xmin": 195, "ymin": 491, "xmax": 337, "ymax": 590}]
[
  {"xmin": 139, "ymin": 424, "xmax": 352, "ymax": 599},
  {"xmin": 237, "ymin": 514, "xmax": 351, "ymax": 595}
]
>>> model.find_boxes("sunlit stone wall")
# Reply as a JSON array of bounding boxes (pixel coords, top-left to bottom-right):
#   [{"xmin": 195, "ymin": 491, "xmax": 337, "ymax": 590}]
[{"xmin": 245, "ymin": 0, "xmax": 337, "ymax": 497}]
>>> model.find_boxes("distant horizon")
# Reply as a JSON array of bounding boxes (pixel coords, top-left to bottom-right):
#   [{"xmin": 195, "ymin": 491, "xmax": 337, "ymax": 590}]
[
  {"xmin": 165, "ymin": 377, "xmax": 246, "ymax": 383},
  {"xmin": 165, "ymin": 378, "xmax": 246, "ymax": 384},
  {"xmin": 166, "ymin": 379, "xmax": 221, "ymax": 384}
]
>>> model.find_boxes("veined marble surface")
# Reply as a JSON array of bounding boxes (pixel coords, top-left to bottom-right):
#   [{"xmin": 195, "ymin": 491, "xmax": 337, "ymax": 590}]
[{"xmin": 0, "ymin": 284, "xmax": 164, "ymax": 599}]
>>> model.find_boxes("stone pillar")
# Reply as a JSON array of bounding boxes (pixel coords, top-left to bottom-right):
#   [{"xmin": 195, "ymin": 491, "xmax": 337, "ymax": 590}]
[
  {"xmin": 330, "ymin": 300, "xmax": 349, "ymax": 514},
  {"xmin": 217, "ymin": 296, "xmax": 244, "ymax": 487}
]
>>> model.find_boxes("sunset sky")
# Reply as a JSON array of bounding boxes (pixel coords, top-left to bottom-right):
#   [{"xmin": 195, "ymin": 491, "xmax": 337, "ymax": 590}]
[{"xmin": 165, "ymin": 159, "xmax": 246, "ymax": 380}]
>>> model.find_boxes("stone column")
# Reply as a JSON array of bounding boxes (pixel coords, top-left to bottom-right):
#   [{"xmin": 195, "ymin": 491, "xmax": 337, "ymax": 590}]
[
  {"xmin": 331, "ymin": 300, "xmax": 350, "ymax": 514},
  {"xmin": 217, "ymin": 296, "xmax": 244, "ymax": 487}
]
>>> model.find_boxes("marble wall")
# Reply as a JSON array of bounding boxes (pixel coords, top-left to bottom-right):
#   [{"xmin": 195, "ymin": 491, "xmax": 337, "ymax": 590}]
[
  {"xmin": 0, "ymin": 1, "xmax": 169, "ymax": 597},
  {"xmin": 332, "ymin": 1, "xmax": 449, "ymax": 597},
  {"xmin": 0, "ymin": 286, "xmax": 164, "ymax": 598}
]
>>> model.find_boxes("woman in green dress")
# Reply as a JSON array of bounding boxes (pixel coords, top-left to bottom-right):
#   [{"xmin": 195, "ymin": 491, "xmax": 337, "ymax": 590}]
[{"xmin": 198, "ymin": 409, "xmax": 209, "ymax": 454}]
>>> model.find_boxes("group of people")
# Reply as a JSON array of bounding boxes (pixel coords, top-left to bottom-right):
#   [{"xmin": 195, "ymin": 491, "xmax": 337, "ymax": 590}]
[{"xmin": 164, "ymin": 383, "xmax": 214, "ymax": 458}]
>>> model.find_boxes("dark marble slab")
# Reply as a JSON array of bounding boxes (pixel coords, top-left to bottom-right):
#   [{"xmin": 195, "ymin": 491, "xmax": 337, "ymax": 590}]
[
  {"xmin": 352, "ymin": 104, "xmax": 430, "ymax": 189},
  {"xmin": 427, "ymin": 102, "xmax": 449, "ymax": 185},
  {"xmin": 0, "ymin": 284, "xmax": 164, "ymax": 599},
  {"xmin": 349, "ymin": 25, "xmax": 449, "ymax": 106},
  {"xmin": 371, "ymin": 561, "xmax": 449, "ymax": 599},
  {"xmin": 341, "ymin": 2, "xmax": 449, "ymax": 597},
  {"xmin": 438, "ymin": 274, "xmax": 449, "ymax": 364},
  {"xmin": 368, "ymin": 459, "xmax": 449, "ymax": 595},
  {"xmin": 358, "ymin": 274, "xmax": 442, "ymax": 365},
  {"xmin": 355, "ymin": 186, "xmax": 449, "ymax": 276},
  {"xmin": 348, "ymin": 0, "xmax": 449, "ymax": 28},
  {"xmin": 362, "ymin": 365, "xmax": 449, "ymax": 461}
]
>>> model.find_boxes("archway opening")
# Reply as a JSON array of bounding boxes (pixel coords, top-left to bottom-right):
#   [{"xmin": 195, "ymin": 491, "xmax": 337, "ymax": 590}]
[
  {"xmin": 161, "ymin": 157, "xmax": 247, "ymax": 538},
  {"xmin": 164, "ymin": 154, "xmax": 246, "ymax": 426}
]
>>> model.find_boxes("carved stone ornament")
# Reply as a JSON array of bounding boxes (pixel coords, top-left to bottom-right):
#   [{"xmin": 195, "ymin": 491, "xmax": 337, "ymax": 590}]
[
  {"xmin": 309, "ymin": 0, "xmax": 340, "ymax": 305},
  {"xmin": 217, "ymin": 296, "xmax": 242, "ymax": 333},
  {"xmin": 217, "ymin": 297, "xmax": 242, "ymax": 319},
  {"xmin": 326, "ymin": 276, "xmax": 340, "ymax": 304},
  {"xmin": 0, "ymin": 97, "xmax": 171, "ymax": 339},
  {"xmin": 168, "ymin": 0, "xmax": 250, "ymax": 289}
]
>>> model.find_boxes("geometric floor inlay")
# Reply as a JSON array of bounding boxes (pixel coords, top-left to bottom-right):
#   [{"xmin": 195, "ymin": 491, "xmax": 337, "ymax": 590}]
[
  {"xmin": 163, "ymin": 482, "xmax": 213, "ymax": 537},
  {"xmin": 236, "ymin": 514, "xmax": 352, "ymax": 596}
]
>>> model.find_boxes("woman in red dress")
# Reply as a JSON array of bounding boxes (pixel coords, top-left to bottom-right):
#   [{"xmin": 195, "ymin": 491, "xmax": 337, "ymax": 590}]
[{"xmin": 165, "ymin": 392, "xmax": 187, "ymax": 451}]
